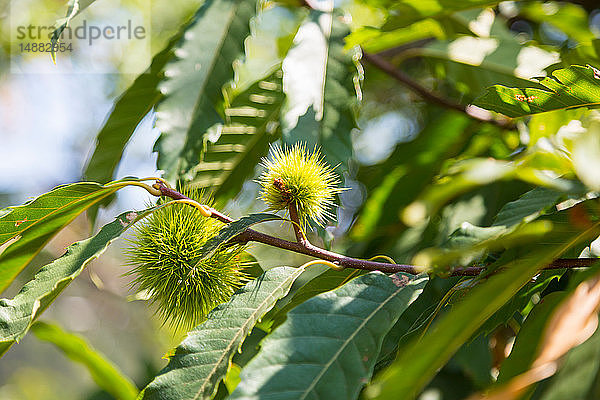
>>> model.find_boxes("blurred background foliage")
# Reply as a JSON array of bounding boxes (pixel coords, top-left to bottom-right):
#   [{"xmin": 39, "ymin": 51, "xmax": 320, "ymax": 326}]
[{"xmin": 1, "ymin": 0, "xmax": 600, "ymax": 399}]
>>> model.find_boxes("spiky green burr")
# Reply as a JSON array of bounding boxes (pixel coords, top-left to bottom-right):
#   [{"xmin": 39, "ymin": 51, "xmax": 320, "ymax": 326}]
[
  {"xmin": 257, "ymin": 143, "xmax": 342, "ymax": 227},
  {"xmin": 125, "ymin": 191, "xmax": 247, "ymax": 329}
]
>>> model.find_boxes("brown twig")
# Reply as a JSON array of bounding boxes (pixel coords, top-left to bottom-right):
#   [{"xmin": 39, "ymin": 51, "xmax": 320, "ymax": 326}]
[
  {"xmin": 361, "ymin": 51, "xmax": 514, "ymax": 129},
  {"xmin": 154, "ymin": 182, "xmax": 597, "ymax": 276}
]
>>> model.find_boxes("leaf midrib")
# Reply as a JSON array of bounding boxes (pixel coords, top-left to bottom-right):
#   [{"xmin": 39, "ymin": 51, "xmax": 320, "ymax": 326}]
[
  {"xmin": 298, "ymin": 281, "xmax": 407, "ymax": 400},
  {"xmin": 192, "ymin": 268, "xmax": 304, "ymax": 400},
  {"xmin": 174, "ymin": 0, "xmax": 241, "ymax": 175},
  {"xmin": 1, "ymin": 185, "xmax": 114, "ymax": 244}
]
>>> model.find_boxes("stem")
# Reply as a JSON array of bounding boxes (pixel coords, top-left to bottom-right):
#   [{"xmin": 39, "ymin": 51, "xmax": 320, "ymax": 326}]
[
  {"xmin": 154, "ymin": 183, "xmax": 597, "ymax": 276},
  {"xmin": 288, "ymin": 201, "xmax": 309, "ymax": 246},
  {"xmin": 361, "ymin": 52, "xmax": 514, "ymax": 129}
]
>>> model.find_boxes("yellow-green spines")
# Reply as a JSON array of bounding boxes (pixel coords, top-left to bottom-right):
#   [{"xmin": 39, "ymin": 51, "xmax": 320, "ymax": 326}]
[
  {"xmin": 125, "ymin": 191, "xmax": 247, "ymax": 330},
  {"xmin": 257, "ymin": 144, "xmax": 342, "ymax": 226}
]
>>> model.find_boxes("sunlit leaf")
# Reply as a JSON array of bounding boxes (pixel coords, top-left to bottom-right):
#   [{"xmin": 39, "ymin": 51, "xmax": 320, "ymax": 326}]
[
  {"xmin": 0, "ymin": 180, "xmax": 139, "ymax": 293},
  {"xmin": 32, "ymin": 321, "xmax": 139, "ymax": 400},
  {"xmin": 283, "ymin": 10, "xmax": 361, "ymax": 173},
  {"xmin": 473, "ymin": 65, "xmax": 600, "ymax": 118},
  {"xmin": 189, "ymin": 6, "xmax": 306, "ymax": 200},
  {"xmin": 0, "ymin": 208, "xmax": 154, "ymax": 357},
  {"xmin": 154, "ymin": 0, "xmax": 257, "ymax": 181}
]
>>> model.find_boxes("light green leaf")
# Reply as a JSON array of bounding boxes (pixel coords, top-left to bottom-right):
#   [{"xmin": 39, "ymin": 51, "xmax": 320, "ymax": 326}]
[
  {"xmin": 346, "ymin": 19, "xmax": 445, "ymax": 53},
  {"xmin": 230, "ymin": 272, "xmax": 428, "ymax": 400},
  {"xmin": 365, "ymin": 218, "xmax": 600, "ymax": 400},
  {"xmin": 421, "ymin": 220, "xmax": 554, "ymax": 269},
  {"xmin": 283, "ymin": 11, "xmax": 361, "ymax": 173},
  {"xmin": 0, "ymin": 180, "xmax": 136, "ymax": 293},
  {"xmin": 154, "ymin": 0, "xmax": 257, "ymax": 181},
  {"xmin": 190, "ymin": 70, "xmax": 286, "ymax": 201},
  {"xmin": 403, "ymin": 157, "xmax": 581, "ymax": 226},
  {"xmin": 31, "ymin": 321, "xmax": 139, "ymax": 400},
  {"xmin": 139, "ymin": 266, "xmax": 306, "ymax": 400},
  {"xmin": 0, "ymin": 208, "xmax": 153, "ymax": 357},
  {"xmin": 473, "ymin": 65, "xmax": 600, "ymax": 118},
  {"xmin": 380, "ymin": 0, "xmax": 504, "ymax": 31}
]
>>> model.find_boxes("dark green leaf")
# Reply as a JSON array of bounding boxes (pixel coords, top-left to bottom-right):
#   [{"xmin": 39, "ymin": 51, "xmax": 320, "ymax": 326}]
[
  {"xmin": 496, "ymin": 292, "xmax": 565, "ymax": 384},
  {"xmin": 139, "ymin": 266, "xmax": 305, "ymax": 400},
  {"xmin": 492, "ymin": 187, "xmax": 565, "ymax": 228},
  {"xmin": 271, "ymin": 268, "xmax": 367, "ymax": 325},
  {"xmin": 230, "ymin": 272, "xmax": 428, "ymax": 400}
]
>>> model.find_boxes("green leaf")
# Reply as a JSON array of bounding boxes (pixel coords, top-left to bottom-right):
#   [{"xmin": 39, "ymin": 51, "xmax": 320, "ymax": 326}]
[
  {"xmin": 197, "ymin": 213, "xmax": 282, "ymax": 260},
  {"xmin": 31, "ymin": 321, "xmax": 139, "ymax": 400},
  {"xmin": 230, "ymin": 272, "xmax": 428, "ymax": 400},
  {"xmin": 415, "ymin": 39, "xmax": 546, "ymax": 103},
  {"xmin": 154, "ymin": 0, "xmax": 257, "ymax": 181},
  {"xmin": 185, "ymin": 6, "xmax": 306, "ymax": 200},
  {"xmin": 379, "ymin": 0, "xmax": 504, "ymax": 31},
  {"xmin": 473, "ymin": 65, "xmax": 600, "ymax": 118},
  {"xmin": 364, "ymin": 219, "xmax": 600, "ymax": 400},
  {"xmin": 0, "ymin": 208, "xmax": 153, "ymax": 357},
  {"xmin": 0, "ymin": 181, "xmax": 134, "ymax": 293},
  {"xmin": 492, "ymin": 187, "xmax": 565, "ymax": 228},
  {"xmin": 405, "ymin": 158, "xmax": 581, "ymax": 225},
  {"xmin": 520, "ymin": 2, "xmax": 595, "ymax": 45},
  {"xmin": 50, "ymin": 0, "xmax": 96, "ymax": 62},
  {"xmin": 283, "ymin": 11, "xmax": 361, "ymax": 173},
  {"xmin": 139, "ymin": 266, "xmax": 306, "ymax": 400},
  {"xmin": 83, "ymin": 21, "xmax": 192, "ymax": 186},
  {"xmin": 267, "ymin": 268, "xmax": 367, "ymax": 330},
  {"xmin": 477, "ymin": 269, "xmax": 564, "ymax": 337},
  {"xmin": 346, "ymin": 19, "xmax": 446, "ymax": 53},
  {"xmin": 190, "ymin": 69, "xmax": 286, "ymax": 201}
]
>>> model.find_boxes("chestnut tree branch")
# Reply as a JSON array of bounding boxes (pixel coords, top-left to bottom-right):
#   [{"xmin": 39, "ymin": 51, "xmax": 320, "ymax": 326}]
[
  {"xmin": 361, "ymin": 51, "xmax": 514, "ymax": 129},
  {"xmin": 154, "ymin": 182, "xmax": 597, "ymax": 276}
]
